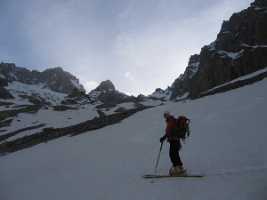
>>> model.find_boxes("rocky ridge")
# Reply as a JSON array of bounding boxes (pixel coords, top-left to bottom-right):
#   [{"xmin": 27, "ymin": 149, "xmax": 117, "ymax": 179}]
[
  {"xmin": 88, "ymin": 80, "xmax": 137, "ymax": 107},
  {"xmin": 0, "ymin": 63, "xmax": 85, "ymax": 95},
  {"xmin": 168, "ymin": 0, "xmax": 267, "ymax": 99}
]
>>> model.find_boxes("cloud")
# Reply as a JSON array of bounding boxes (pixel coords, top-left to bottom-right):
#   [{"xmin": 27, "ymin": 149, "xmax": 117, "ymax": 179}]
[
  {"xmin": 83, "ymin": 80, "xmax": 99, "ymax": 92},
  {"xmin": 124, "ymin": 71, "xmax": 135, "ymax": 81},
  {"xmin": 113, "ymin": 22, "xmax": 202, "ymax": 95}
]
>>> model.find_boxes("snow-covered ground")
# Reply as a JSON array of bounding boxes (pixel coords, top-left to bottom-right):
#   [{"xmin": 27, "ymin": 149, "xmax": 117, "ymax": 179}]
[
  {"xmin": 102, "ymin": 102, "xmax": 137, "ymax": 115},
  {"xmin": 139, "ymin": 99, "xmax": 163, "ymax": 107},
  {"xmin": 175, "ymin": 92, "xmax": 189, "ymax": 101},
  {"xmin": 1, "ymin": 81, "xmax": 166, "ymax": 140},
  {"xmin": 1, "ymin": 104, "xmax": 98, "ymax": 141},
  {"xmin": 0, "ymin": 100, "xmax": 164, "ymax": 142},
  {"xmin": 6, "ymin": 81, "xmax": 67, "ymax": 105},
  {"xmin": 1, "ymin": 78, "xmax": 267, "ymax": 200},
  {"xmin": 204, "ymin": 67, "xmax": 267, "ymax": 93}
]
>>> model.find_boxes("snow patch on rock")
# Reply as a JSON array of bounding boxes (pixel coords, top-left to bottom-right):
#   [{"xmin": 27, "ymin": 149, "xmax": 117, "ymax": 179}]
[{"xmin": 217, "ymin": 49, "xmax": 244, "ymax": 60}]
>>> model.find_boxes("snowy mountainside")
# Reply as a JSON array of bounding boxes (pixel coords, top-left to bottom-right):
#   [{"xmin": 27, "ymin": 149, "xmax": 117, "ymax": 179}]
[
  {"xmin": 0, "ymin": 63, "xmax": 85, "ymax": 94},
  {"xmin": 0, "ymin": 77, "xmax": 163, "ymax": 146},
  {"xmin": 6, "ymin": 81, "xmax": 67, "ymax": 106},
  {"xmin": 149, "ymin": 88, "xmax": 171, "ymax": 101},
  {"xmin": 1, "ymin": 75, "xmax": 267, "ymax": 200},
  {"xmin": 1, "ymin": 67, "xmax": 265, "ymax": 154},
  {"xmin": 2, "ymin": 104, "xmax": 98, "ymax": 142}
]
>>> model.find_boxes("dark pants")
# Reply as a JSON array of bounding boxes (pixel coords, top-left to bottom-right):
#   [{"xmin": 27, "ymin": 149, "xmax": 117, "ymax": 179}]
[{"xmin": 169, "ymin": 141, "xmax": 183, "ymax": 167}]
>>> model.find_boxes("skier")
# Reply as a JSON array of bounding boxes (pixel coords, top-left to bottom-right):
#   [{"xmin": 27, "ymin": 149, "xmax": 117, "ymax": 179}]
[{"xmin": 160, "ymin": 112, "xmax": 185, "ymax": 176}]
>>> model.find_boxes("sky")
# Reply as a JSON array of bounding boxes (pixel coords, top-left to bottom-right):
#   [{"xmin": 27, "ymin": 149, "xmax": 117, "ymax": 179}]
[{"xmin": 0, "ymin": 0, "xmax": 252, "ymax": 95}]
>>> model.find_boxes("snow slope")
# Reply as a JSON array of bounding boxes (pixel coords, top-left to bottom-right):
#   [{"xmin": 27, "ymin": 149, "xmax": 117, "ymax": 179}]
[
  {"xmin": 6, "ymin": 81, "xmax": 67, "ymax": 105},
  {"xmin": 1, "ymin": 78, "xmax": 267, "ymax": 200},
  {"xmin": 205, "ymin": 67, "xmax": 267, "ymax": 93},
  {"xmin": 2, "ymin": 104, "xmax": 98, "ymax": 141}
]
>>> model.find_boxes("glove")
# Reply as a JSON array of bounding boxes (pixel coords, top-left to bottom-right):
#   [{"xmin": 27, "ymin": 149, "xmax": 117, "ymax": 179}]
[{"xmin": 160, "ymin": 137, "xmax": 165, "ymax": 143}]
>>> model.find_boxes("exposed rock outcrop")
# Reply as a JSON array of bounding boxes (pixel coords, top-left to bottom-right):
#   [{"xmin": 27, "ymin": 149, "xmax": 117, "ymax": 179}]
[
  {"xmin": 88, "ymin": 80, "xmax": 136, "ymax": 107},
  {"xmin": 170, "ymin": 0, "xmax": 267, "ymax": 99},
  {"xmin": 170, "ymin": 54, "xmax": 200, "ymax": 99}
]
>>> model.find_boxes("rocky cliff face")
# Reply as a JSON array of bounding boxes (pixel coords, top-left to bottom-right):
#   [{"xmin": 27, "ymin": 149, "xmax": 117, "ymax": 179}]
[
  {"xmin": 0, "ymin": 63, "xmax": 85, "ymax": 95},
  {"xmin": 170, "ymin": 54, "xmax": 200, "ymax": 99},
  {"xmin": 170, "ymin": 0, "xmax": 267, "ymax": 99},
  {"xmin": 0, "ymin": 77, "xmax": 13, "ymax": 99}
]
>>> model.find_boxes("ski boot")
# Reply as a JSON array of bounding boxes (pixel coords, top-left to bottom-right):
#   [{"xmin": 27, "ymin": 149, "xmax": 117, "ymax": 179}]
[{"xmin": 169, "ymin": 165, "xmax": 187, "ymax": 176}]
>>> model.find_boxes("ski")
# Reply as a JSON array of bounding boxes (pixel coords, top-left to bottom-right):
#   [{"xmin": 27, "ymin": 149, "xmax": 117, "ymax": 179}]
[{"xmin": 143, "ymin": 174, "xmax": 204, "ymax": 179}]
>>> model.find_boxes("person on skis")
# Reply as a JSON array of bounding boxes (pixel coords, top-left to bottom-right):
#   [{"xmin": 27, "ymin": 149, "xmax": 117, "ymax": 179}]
[{"xmin": 160, "ymin": 112, "xmax": 185, "ymax": 176}]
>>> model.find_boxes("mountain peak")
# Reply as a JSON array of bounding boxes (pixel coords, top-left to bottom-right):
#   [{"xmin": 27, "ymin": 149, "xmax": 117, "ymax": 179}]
[
  {"xmin": 95, "ymin": 80, "xmax": 115, "ymax": 92},
  {"xmin": 0, "ymin": 63, "xmax": 85, "ymax": 94}
]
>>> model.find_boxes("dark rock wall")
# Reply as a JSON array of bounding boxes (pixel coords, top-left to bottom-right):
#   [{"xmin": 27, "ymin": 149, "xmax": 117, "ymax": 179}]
[{"xmin": 170, "ymin": 0, "xmax": 267, "ymax": 99}]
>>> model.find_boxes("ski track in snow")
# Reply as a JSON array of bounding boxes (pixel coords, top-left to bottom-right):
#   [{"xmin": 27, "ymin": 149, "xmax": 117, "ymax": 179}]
[{"xmin": 1, "ymin": 78, "xmax": 267, "ymax": 200}]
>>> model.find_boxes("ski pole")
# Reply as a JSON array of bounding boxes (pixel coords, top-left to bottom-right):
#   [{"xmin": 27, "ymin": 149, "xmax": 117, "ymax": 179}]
[{"xmin": 154, "ymin": 142, "xmax": 163, "ymax": 174}]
